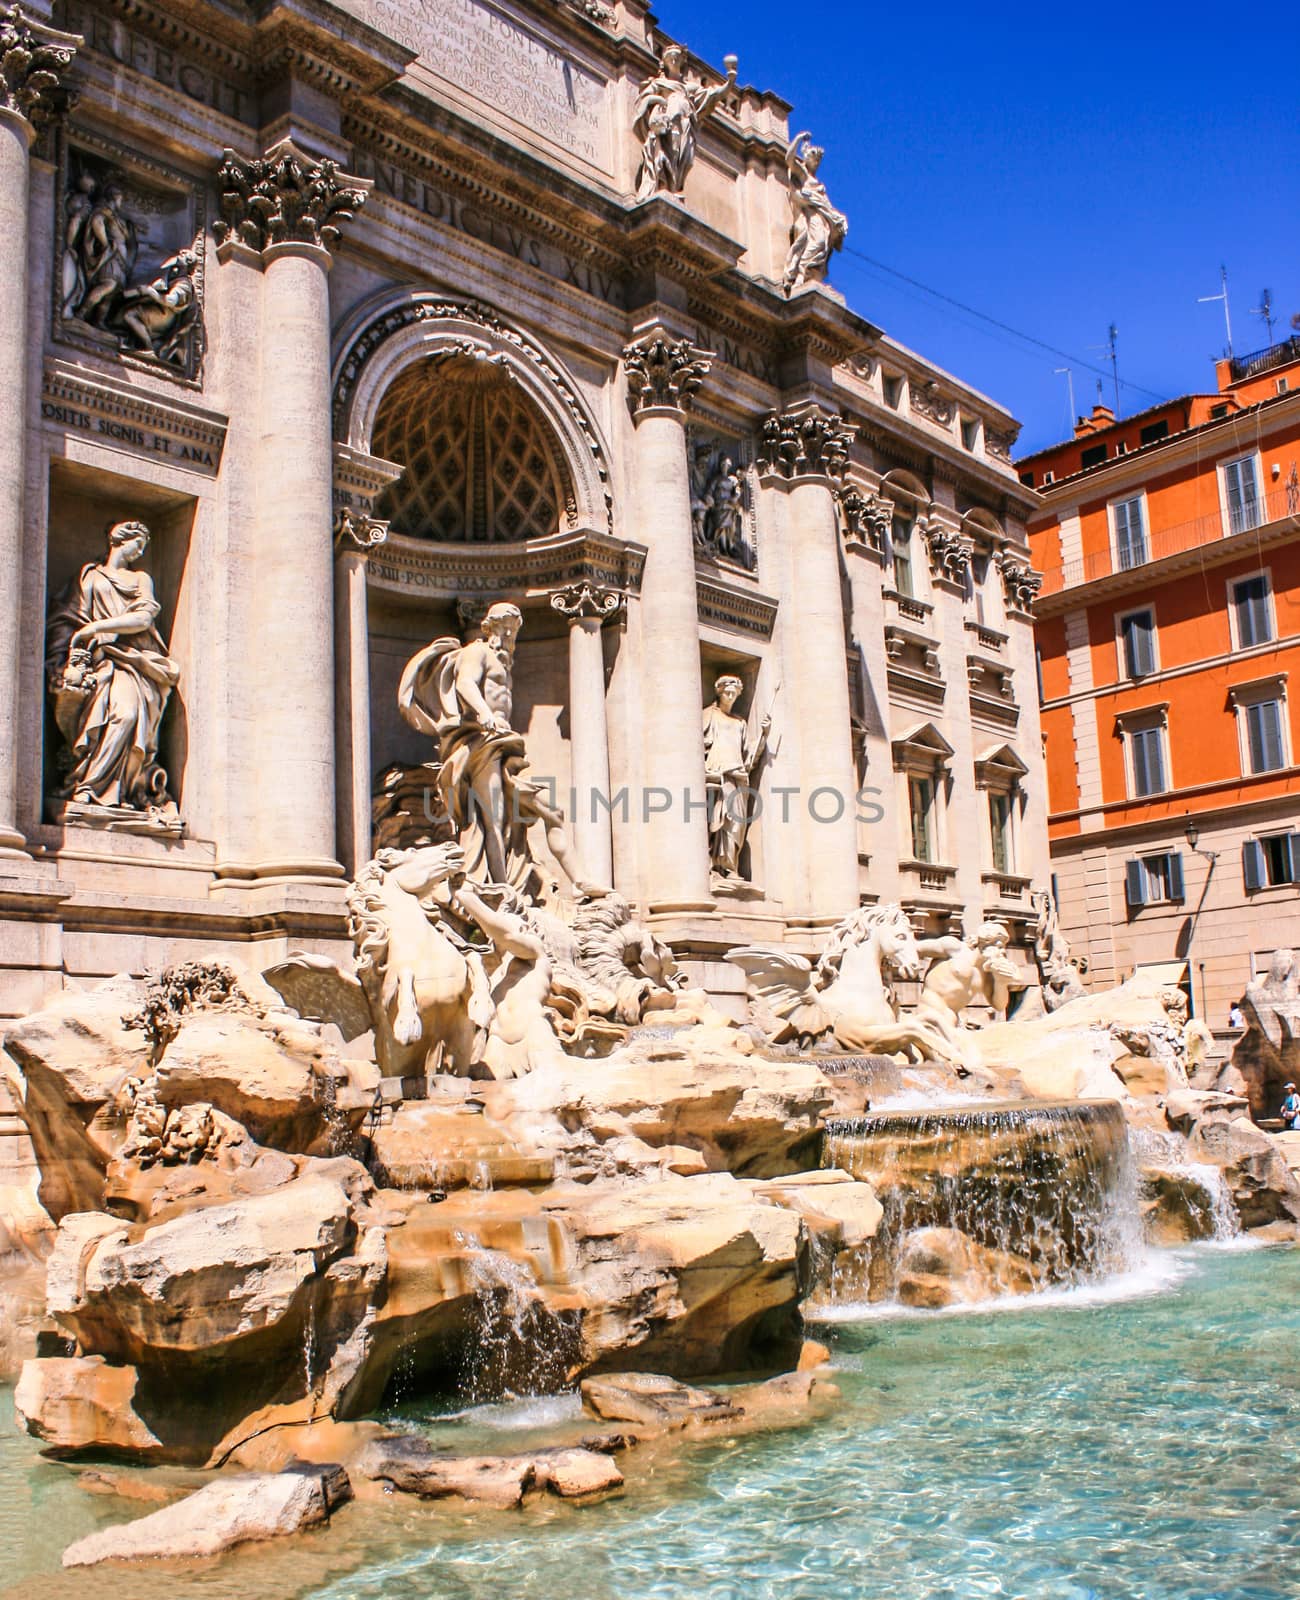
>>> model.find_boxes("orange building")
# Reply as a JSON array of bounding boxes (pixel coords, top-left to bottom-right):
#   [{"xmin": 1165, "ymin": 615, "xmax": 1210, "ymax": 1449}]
[{"xmin": 1021, "ymin": 336, "xmax": 1300, "ymax": 1024}]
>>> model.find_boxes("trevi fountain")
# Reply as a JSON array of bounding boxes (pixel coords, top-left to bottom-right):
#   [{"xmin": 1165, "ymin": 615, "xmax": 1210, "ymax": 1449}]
[{"xmin": 0, "ymin": 1, "xmax": 1297, "ymax": 1596}]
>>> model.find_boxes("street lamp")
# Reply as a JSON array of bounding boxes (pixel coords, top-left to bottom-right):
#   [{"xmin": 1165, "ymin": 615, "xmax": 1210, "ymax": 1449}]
[{"xmin": 1183, "ymin": 815, "xmax": 1219, "ymax": 1020}]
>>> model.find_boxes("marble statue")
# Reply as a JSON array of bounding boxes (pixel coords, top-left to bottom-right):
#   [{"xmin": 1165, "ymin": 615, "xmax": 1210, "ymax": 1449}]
[
  {"xmin": 73, "ymin": 174, "xmax": 138, "ymax": 328},
  {"xmin": 689, "ymin": 443, "xmax": 749, "ymax": 564},
  {"xmin": 702, "ymin": 675, "xmax": 769, "ymax": 880},
  {"xmin": 633, "ymin": 44, "xmax": 737, "ymax": 202},
  {"xmin": 912, "ymin": 924, "xmax": 1021, "ymax": 1054},
  {"xmin": 114, "ymin": 249, "xmax": 201, "ymax": 367},
  {"xmin": 729, "ymin": 903, "xmax": 969, "ymax": 1064},
  {"xmin": 398, "ymin": 602, "xmax": 607, "ymax": 897},
  {"xmin": 783, "ymin": 132, "xmax": 847, "ymax": 295},
  {"xmin": 1231, "ymin": 949, "xmax": 1300, "ymax": 1119},
  {"xmin": 44, "ymin": 520, "xmax": 181, "ymax": 826},
  {"xmin": 1031, "ymin": 889, "xmax": 1088, "ymax": 1011}
]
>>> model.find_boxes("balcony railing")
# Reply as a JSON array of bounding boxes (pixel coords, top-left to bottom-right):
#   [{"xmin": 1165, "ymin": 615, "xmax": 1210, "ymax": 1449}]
[
  {"xmin": 1038, "ymin": 483, "xmax": 1300, "ymax": 597},
  {"xmin": 1229, "ymin": 336, "xmax": 1300, "ymax": 384}
]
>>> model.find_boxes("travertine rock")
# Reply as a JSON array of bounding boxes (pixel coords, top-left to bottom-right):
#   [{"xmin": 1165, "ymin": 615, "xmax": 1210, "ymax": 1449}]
[
  {"xmin": 580, "ymin": 1372, "xmax": 739, "ymax": 1430},
  {"xmin": 3, "ymin": 976, "xmax": 149, "ymax": 1219},
  {"xmin": 61, "ymin": 1467, "xmax": 344, "ymax": 1566},
  {"xmin": 896, "ymin": 1226, "xmax": 1036, "ymax": 1309},
  {"xmin": 355, "ymin": 1437, "xmax": 534, "ymax": 1506},
  {"xmin": 1187, "ymin": 1113, "xmax": 1300, "ymax": 1230},
  {"xmin": 15, "ymin": 1355, "xmax": 163, "ymax": 1458},
  {"xmin": 1139, "ymin": 1167, "xmax": 1226, "ymax": 1245}
]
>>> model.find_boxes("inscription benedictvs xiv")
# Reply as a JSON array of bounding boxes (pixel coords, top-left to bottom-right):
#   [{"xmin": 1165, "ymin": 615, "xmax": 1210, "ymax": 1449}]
[{"xmin": 360, "ymin": 0, "xmax": 610, "ymax": 170}]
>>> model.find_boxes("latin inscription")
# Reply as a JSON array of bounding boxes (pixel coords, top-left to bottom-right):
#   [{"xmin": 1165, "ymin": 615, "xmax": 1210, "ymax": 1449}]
[
  {"xmin": 358, "ymin": 0, "xmax": 609, "ymax": 169},
  {"xmin": 57, "ymin": 2, "xmax": 253, "ymax": 122},
  {"xmin": 41, "ymin": 399, "xmax": 221, "ymax": 472}
]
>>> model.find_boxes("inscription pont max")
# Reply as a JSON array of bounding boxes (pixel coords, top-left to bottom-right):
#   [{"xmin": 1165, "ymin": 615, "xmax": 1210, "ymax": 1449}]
[{"xmin": 360, "ymin": 0, "xmax": 610, "ymax": 169}]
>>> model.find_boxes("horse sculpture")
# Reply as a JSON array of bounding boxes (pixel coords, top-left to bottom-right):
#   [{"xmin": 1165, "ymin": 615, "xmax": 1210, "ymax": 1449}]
[{"xmin": 728, "ymin": 902, "xmax": 969, "ymax": 1065}]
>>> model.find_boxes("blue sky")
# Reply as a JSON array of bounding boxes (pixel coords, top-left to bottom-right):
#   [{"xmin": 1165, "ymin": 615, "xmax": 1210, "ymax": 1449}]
[{"xmin": 652, "ymin": 0, "xmax": 1300, "ymax": 455}]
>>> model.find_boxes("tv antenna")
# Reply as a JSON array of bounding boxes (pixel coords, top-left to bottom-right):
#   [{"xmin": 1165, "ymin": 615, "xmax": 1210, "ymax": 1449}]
[
  {"xmin": 1088, "ymin": 325, "xmax": 1120, "ymax": 414},
  {"xmin": 1053, "ymin": 366, "xmax": 1075, "ymax": 431},
  {"xmin": 1251, "ymin": 288, "xmax": 1277, "ymax": 347},
  {"xmin": 1198, "ymin": 265, "xmax": 1234, "ymax": 358}
]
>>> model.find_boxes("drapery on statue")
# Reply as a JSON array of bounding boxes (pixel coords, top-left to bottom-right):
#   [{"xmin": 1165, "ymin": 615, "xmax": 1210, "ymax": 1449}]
[
  {"xmin": 783, "ymin": 132, "xmax": 847, "ymax": 295},
  {"xmin": 398, "ymin": 602, "xmax": 608, "ymax": 898},
  {"xmin": 729, "ymin": 903, "xmax": 971, "ymax": 1065},
  {"xmin": 1030, "ymin": 889, "xmax": 1088, "ymax": 1011},
  {"xmin": 45, "ymin": 520, "xmax": 181, "ymax": 825},
  {"xmin": 702, "ymin": 675, "xmax": 769, "ymax": 880},
  {"xmin": 633, "ymin": 44, "xmax": 737, "ymax": 202}
]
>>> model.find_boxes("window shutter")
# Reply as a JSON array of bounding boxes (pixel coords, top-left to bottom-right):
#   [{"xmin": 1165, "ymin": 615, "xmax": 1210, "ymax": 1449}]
[
  {"xmin": 1246, "ymin": 700, "xmax": 1285, "ymax": 773},
  {"xmin": 1167, "ymin": 852, "xmax": 1185, "ymax": 901},
  {"xmin": 1123, "ymin": 611, "xmax": 1155, "ymax": 677},
  {"xmin": 1286, "ymin": 834, "xmax": 1300, "ymax": 887},
  {"xmin": 1243, "ymin": 838, "xmax": 1266, "ymax": 893},
  {"xmin": 1125, "ymin": 859, "xmax": 1147, "ymax": 908},
  {"xmin": 1226, "ymin": 458, "xmax": 1261, "ymax": 535}
]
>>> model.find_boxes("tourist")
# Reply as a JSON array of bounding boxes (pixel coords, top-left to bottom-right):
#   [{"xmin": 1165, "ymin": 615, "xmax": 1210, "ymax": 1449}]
[
  {"xmin": 1228, "ymin": 1001, "xmax": 1244, "ymax": 1029},
  {"xmin": 1281, "ymin": 1083, "xmax": 1300, "ymax": 1131}
]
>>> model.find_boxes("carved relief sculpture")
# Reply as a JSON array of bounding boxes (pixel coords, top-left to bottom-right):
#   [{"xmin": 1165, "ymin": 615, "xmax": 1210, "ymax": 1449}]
[
  {"xmin": 633, "ymin": 44, "xmax": 737, "ymax": 202},
  {"xmin": 398, "ymin": 602, "xmax": 607, "ymax": 897},
  {"xmin": 59, "ymin": 149, "xmax": 205, "ymax": 374},
  {"xmin": 923, "ymin": 521, "xmax": 975, "ymax": 584},
  {"xmin": 783, "ymin": 132, "xmax": 847, "ymax": 295},
  {"xmin": 689, "ymin": 440, "xmax": 752, "ymax": 566},
  {"xmin": 0, "ymin": 4, "xmax": 77, "ymax": 126},
  {"xmin": 839, "ymin": 486, "xmax": 891, "ymax": 552},
  {"xmin": 1031, "ymin": 888, "xmax": 1088, "ymax": 1011},
  {"xmin": 703, "ymin": 675, "xmax": 769, "ymax": 881},
  {"xmin": 44, "ymin": 519, "xmax": 181, "ymax": 831},
  {"xmin": 623, "ymin": 332, "xmax": 713, "ymax": 414}
]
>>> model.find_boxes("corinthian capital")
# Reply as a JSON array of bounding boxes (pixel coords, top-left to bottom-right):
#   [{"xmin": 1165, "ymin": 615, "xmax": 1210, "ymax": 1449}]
[
  {"xmin": 622, "ymin": 331, "xmax": 713, "ymax": 417},
  {"xmin": 213, "ymin": 138, "xmax": 371, "ymax": 258},
  {"xmin": 0, "ymin": 5, "xmax": 78, "ymax": 128},
  {"xmin": 550, "ymin": 582, "xmax": 623, "ymax": 621},
  {"xmin": 756, "ymin": 405, "xmax": 855, "ymax": 485}
]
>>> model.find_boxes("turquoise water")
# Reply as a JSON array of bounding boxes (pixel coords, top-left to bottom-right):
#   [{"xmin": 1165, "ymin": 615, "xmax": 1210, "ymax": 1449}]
[{"xmin": 4, "ymin": 1244, "xmax": 1300, "ymax": 1599}]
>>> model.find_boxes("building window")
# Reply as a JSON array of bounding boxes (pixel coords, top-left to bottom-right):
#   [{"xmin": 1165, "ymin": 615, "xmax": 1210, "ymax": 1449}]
[
  {"xmin": 1209, "ymin": 403, "xmax": 1230, "ymax": 420},
  {"xmin": 909, "ymin": 775, "xmax": 936, "ymax": 862},
  {"xmin": 1113, "ymin": 495, "xmax": 1147, "ymax": 569},
  {"xmin": 892, "ymin": 517, "xmax": 915, "ymax": 597},
  {"xmin": 961, "ymin": 418, "xmax": 980, "ymax": 451},
  {"xmin": 1244, "ymin": 834, "xmax": 1300, "ymax": 891},
  {"xmin": 1119, "ymin": 608, "xmax": 1157, "ymax": 679},
  {"xmin": 1231, "ymin": 573, "xmax": 1274, "ymax": 649},
  {"xmin": 883, "ymin": 375, "xmax": 903, "ymax": 409},
  {"xmin": 988, "ymin": 790, "xmax": 1012, "ymax": 873},
  {"xmin": 1128, "ymin": 723, "xmax": 1168, "ymax": 797},
  {"xmin": 1222, "ymin": 454, "xmax": 1262, "ymax": 536},
  {"xmin": 1080, "ymin": 443, "xmax": 1107, "ymax": 469},
  {"xmin": 1019, "ymin": 470, "xmax": 1035, "ymax": 488},
  {"xmin": 1125, "ymin": 851, "xmax": 1185, "ymax": 908},
  {"xmin": 1244, "ymin": 698, "xmax": 1287, "ymax": 774},
  {"xmin": 1042, "ymin": 470, "xmax": 1055, "ymax": 486},
  {"xmin": 1140, "ymin": 419, "xmax": 1169, "ymax": 446}
]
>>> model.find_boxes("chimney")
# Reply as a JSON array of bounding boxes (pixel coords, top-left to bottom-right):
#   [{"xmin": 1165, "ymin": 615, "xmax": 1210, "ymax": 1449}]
[{"xmin": 1073, "ymin": 403, "xmax": 1115, "ymax": 439}]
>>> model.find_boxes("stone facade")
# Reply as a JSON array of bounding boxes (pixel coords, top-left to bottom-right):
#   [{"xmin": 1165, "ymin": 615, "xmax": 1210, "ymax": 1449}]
[{"xmin": 0, "ymin": 0, "xmax": 1045, "ymax": 1019}]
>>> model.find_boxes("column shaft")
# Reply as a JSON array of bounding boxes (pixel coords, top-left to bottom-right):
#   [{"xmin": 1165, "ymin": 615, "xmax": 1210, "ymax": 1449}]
[
  {"xmin": 784, "ymin": 478, "xmax": 860, "ymax": 920},
  {"xmin": 334, "ymin": 547, "xmax": 373, "ymax": 877},
  {"xmin": 253, "ymin": 246, "xmax": 340, "ymax": 878},
  {"xmin": 567, "ymin": 614, "xmax": 613, "ymax": 890},
  {"xmin": 630, "ymin": 409, "xmax": 712, "ymax": 911},
  {"xmin": 0, "ymin": 113, "xmax": 32, "ymax": 855}
]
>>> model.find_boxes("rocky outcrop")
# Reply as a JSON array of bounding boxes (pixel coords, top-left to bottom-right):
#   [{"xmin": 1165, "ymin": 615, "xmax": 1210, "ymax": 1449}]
[
  {"xmin": 3, "ymin": 976, "xmax": 150, "ymax": 1219},
  {"xmin": 61, "ymin": 1466, "xmax": 349, "ymax": 1566},
  {"xmin": 354, "ymin": 1436, "xmax": 623, "ymax": 1506},
  {"xmin": 15, "ymin": 1355, "xmax": 164, "ymax": 1458},
  {"xmin": 895, "ymin": 1226, "xmax": 1036, "ymax": 1308}
]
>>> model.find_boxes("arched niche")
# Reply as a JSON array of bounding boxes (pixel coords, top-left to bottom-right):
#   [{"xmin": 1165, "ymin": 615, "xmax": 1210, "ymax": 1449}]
[{"xmin": 332, "ymin": 292, "xmax": 613, "ymax": 537}]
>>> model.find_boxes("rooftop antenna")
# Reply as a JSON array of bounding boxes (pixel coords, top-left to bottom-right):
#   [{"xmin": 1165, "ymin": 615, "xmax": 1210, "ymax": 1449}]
[
  {"xmin": 1251, "ymin": 288, "xmax": 1277, "ymax": 347},
  {"xmin": 1053, "ymin": 366, "xmax": 1075, "ymax": 431},
  {"xmin": 1088, "ymin": 325, "xmax": 1120, "ymax": 414},
  {"xmin": 1198, "ymin": 265, "xmax": 1234, "ymax": 358}
]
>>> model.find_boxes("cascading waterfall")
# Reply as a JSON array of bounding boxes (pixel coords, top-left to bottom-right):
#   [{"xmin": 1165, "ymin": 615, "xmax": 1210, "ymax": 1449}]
[
  {"xmin": 822, "ymin": 1099, "xmax": 1144, "ymax": 1303},
  {"xmin": 454, "ymin": 1233, "xmax": 574, "ymax": 1402}
]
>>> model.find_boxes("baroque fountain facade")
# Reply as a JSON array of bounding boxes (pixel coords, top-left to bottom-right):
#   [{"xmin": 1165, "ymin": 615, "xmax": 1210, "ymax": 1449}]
[{"xmin": 0, "ymin": 0, "xmax": 1297, "ymax": 1573}]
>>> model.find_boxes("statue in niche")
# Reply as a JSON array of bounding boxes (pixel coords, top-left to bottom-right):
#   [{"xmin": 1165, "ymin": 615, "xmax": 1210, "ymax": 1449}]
[
  {"xmin": 45, "ymin": 519, "xmax": 181, "ymax": 829},
  {"xmin": 689, "ymin": 442, "xmax": 751, "ymax": 565},
  {"xmin": 783, "ymin": 132, "xmax": 847, "ymax": 295},
  {"xmin": 398, "ymin": 602, "xmax": 608, "ymax": 898},
  {"xmin": 703, "ymin": 674, "xmax": 769, "ymax": 882},
  {"xmin": 633, "ymin": 44, "xmax": 737, "ymax": 202},
  {"xmin": 60, "ymin": 162, "xmax": 202, "ymax": 371}
]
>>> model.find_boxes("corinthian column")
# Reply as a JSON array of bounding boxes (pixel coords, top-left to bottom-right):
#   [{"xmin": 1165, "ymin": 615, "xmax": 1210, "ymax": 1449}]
[
  {"xmin": 550, "ymin": 582, "xmax": 622, "ymax": 891},
  {"xmin": 758, "ymin": 404, "xmax": 860, "ymax": 923},
  {"xmin": 334, "ymin": 510, "xmax": 388, "ymax": 877},
  {"xmin": 623, "ymin": 330, "xmax": 714, "ymax": 913},
  {"xmin": 212, "ymin": 141, "xmax": 371, "ymax": 884},
  {"xmin": 0, "ymin": 7, "xmax": 77, "ymax": 856}
]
